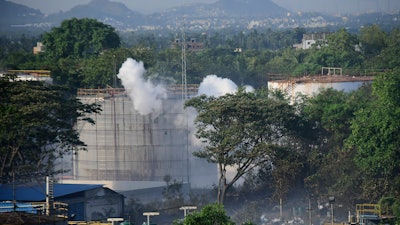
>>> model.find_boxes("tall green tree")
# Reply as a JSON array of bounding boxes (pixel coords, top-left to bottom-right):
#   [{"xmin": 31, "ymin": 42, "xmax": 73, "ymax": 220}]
[
  {"xmin": 185, "ymin": 88, "xmax": 303, "ymax": 204},
  {"xmin": 378, "ymin": 28, "xmax": 400, "ymax": 69},
  {"xmin": 42, "ymin": 18, "xmax": 120, "ymax": 60},
  {"xmin": 41, "ymin": 18, "xmax": 121, "ymax": 89},
  {"xmin": 0, "ymin": 78, "xmax": 101, "ymax": 183},
  {"xmin": 359, "ymin": 25, "xmax": 387, "ymax": 58},
  {"xmin": 347, "ymin": 72, "xmax": 400, "ymax": 201},
  {"xmin": 302, "ymin": 86, "xmax": 373, "ymax": 204},
  {"xmin": 306, "ymin": 28, "xmax": 363, "ymax": 69}
]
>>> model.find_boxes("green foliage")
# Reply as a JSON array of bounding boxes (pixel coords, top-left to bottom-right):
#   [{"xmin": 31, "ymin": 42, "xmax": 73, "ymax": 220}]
[
  {"xmin": 305, "ymin": 28, "xmax": 364, "ymax": 68},
  {"xmin": 0, "ymin": 79, "xmax": 101, "ymax": 183},
  {"xmin": 231, "ymin": 201, "xmax": 261, "ymax": 225},
  {"xmin": 302, "ymin": 86, "xmax": 372, "ymax": 203},
  {"xmin": 0, "ymin": 35, "xmax": 39, "ymax": 69},
  {"xmin": 185, "ymin": 88, "xmax": 304, "ymax": 204},
  {"xmin": 346, "ymin": 72, "xmax": 400, "ymax": 201},
  {"xmin": 81, "ymin": 47, "xmax": 155, "ymax": 88},
  {"xmin": 42, "ymin": 18, "xmax": 120, "ymax": 60},
  {"xmin": 359, "ymin": 25, "xmax": 387, "ymax": 58},
  {"xmin": 173, "ymin": 203, "xmax": 234, "ymax": 225},
  {"xmin": 378, "ymin": 28, "xmax": 400, "ymax": 69}
]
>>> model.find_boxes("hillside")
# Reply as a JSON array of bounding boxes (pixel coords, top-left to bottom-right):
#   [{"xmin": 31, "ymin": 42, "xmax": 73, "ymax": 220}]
[
  {"xmin": 211, "ymin": 0, "xmax": 289, "ymax": 17},
  {"xmin": 0, "ymin": 0, "xmax": 43, "ymax": 27},
  {"xmin": 46, "ymin": 0, "xmax": 146, "ymax": 30},
  {"xmin": 1, "ymin": 0, "xmax": 400, "ymax": 33}
]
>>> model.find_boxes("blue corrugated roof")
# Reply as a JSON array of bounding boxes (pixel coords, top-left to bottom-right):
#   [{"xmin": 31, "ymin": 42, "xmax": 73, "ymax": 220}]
[
  {"xmin": 0, "ymin": 202, "xmax": 38, "ymax": 213},
  {"xmin": 0, "ymin": 184, "xmax": 103, "ymax": 202}
]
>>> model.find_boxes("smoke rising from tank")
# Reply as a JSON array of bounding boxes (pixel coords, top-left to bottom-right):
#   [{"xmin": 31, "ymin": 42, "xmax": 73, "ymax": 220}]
[
  {"xmin": 117, "ymin": 58, "xmax": 167, "ymax": 115},
  {"xmin": 198, "ymin": 75, "xmax": 255, "ymax": 97},
  {"xmin": 198, "ymin": 75, "xmax": 238, "ymax": 97}
]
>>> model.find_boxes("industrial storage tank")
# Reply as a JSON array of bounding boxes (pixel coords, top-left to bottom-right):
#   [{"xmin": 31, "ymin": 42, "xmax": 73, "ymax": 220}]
[
  {"xmin": 268, "ymin": 75, "xmax": 374, "ymax": 97},
  {"xmin": 59, "ymin": 59, "xmax": 217, "ymax": 192},
  {"xmin": 59, "ymin": 85, "xmax": 216, "ymax": 192}
]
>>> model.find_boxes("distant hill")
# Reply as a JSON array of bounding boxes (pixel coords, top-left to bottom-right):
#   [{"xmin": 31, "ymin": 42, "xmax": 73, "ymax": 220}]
[
  {"xmin": 210, "ymin": 0, "xmax": 289, "ymax": 17},
  {"xmin": 46, "ymin": 0, "xmax": 146, "ymax": 30},
  {"xmin": 1, "ymin": 0, "xmax": 400, "ymax": 34},
  {"xmin": 158, "ymin": 0, "xmax": 288, "ymax": 19},
  {"xmin": 0, "ymin": 0, "xmax": 44, "ymax": 27}
]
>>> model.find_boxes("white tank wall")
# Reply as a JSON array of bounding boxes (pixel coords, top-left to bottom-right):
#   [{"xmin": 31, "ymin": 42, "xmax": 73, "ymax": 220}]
[
  {"xmin": 59, "ymin": 92, "xmax": 217, "ymax": 191},
  {"xmin": 268, "ymin": 81, "xmax": 369, "ymax": 96}
]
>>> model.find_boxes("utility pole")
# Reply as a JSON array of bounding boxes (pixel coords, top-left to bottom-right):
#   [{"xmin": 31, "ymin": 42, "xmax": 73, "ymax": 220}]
[{"xmin": 180, "ymin": 206, "xmax": 197, "ymax": 217}]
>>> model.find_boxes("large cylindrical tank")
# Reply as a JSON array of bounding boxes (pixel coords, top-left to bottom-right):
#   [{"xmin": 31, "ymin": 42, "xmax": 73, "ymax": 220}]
[
  {"xmin": 268, "ymin": 75, "xmax": 374, "ymax": 96},
  {"xmin": 60, "ymin": 86, "xmax": 216, "ymax": 191}
]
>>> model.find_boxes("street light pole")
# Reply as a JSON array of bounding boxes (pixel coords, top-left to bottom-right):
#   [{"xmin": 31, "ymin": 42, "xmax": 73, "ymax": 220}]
[
  {"xmin": 328, "ymin": 196, "xmax": 335, "ymax": 225},
  {"xmin": 308, "ymin": 197, "xmax": 312, "ymax": 225},
  {"xmin": 143, "ymin": 212, "xmax": 159, "ymax": 225}
]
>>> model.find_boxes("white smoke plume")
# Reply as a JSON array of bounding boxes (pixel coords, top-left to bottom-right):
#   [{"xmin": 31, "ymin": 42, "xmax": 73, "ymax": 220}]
[
  {"xmin": 198, "ymin": 75, "xmax": 238, "ymax": 97},
  {"xmin": 117, "ymin": 58, "xmax": 167, "ymax": 115}
]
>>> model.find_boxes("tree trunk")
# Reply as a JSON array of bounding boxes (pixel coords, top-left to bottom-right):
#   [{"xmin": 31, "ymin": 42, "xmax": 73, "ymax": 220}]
[{"xmin": 217, "ymin": 164, "xmax": 227, "ymax": 204}]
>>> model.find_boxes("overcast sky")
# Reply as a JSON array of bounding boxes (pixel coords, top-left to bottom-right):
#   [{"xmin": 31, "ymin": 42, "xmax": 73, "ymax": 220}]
[{"xmin": 8, "ymin": 0, "xmax": 400, "ymax": 15}]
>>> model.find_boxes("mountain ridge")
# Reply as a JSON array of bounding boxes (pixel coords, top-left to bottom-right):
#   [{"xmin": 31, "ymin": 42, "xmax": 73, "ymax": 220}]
[
  {"xmin": 0, "ymin": 0, "xmax": 43, "ymax": 26},
  {"xmin": 46, "ymin": 0, "xmax": 146, "ymax": 29},
  {"xmin": 1, "ymin": 0, "xmax": 399, "ymax": 33}
]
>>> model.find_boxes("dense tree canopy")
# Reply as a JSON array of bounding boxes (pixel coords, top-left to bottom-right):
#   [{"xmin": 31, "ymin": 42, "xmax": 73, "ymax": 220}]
[
  {"xmin": 185, "ymin": 88, "xmax": 305, "ymax": 204},
  {"xmin": 346, "ymin": 72, "xmax": 400, "ymax": 201},
  {"xmin": 0, "ymin": 78, "xmax": 101, "ymax": 183},
  {"xmin": 42, "ymin": 18, "xmax": 121, "ymax": 60}
]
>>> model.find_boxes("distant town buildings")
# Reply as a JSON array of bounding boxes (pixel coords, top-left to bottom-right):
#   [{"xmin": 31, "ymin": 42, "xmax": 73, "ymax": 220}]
[{"xmin": 293, "ymin": 32, "xmax": 330, "ymax": 50}]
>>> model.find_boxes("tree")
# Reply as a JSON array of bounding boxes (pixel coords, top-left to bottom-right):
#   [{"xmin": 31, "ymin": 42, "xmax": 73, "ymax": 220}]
[
  {"xmin": 302, "ymin": 86, "xmax": 373, "ymax": 204},
  {"xmin": 185, "ymin": 88, "xmax": 303, "ymax": 204},
  {"xmin": 359, "ymin": 25, "xmax": 387, "ymax": 58},
  {"xmin": 42, "ymin": 18, "xmax": 120, "ymax": 60},
  {"xmin": 81, "ymin": 47, "xmax": 155, "ymax": 88},
  {"xmin": 377, "ymin": 28, "xmax": 400, "ymax": 69},
  {"xmin": 346, "ymin": 72, "xmax": 400, "ymax": 201},
  {"xmin": 0, "ymin": 79, "xmax": 101, "ymax": 183},
  {"xmin": 305, "ymin": 28, "xmax": 363, "ymax": 68},
  {"xmin": 173, "ymin": 203, "xmax": 234, "ymax": 225}
]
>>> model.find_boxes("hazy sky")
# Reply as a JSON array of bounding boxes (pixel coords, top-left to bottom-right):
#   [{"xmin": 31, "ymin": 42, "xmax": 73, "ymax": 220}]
[
  {"xmin": 9, "ymin": 0, "xmax": 217, "ymax": 14},
  {"xmin": 8, "ymin": 0, "xmax": 400, "ymax": 15}
]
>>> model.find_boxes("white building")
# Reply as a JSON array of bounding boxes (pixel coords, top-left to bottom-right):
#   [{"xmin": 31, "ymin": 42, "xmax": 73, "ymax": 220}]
[{"xmin": 293, "ymin": 33, "xmax": 330, "ymax": 50}]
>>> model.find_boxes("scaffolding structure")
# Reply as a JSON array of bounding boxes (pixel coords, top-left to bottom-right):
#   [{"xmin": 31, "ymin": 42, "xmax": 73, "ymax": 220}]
[
  {"xmin": 71, "ymin": 86, "xmax": 194, "ymax": 184},
  {"xmin": 57, "ymin": 84, "xmax": 221, "ymax": 191}
]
